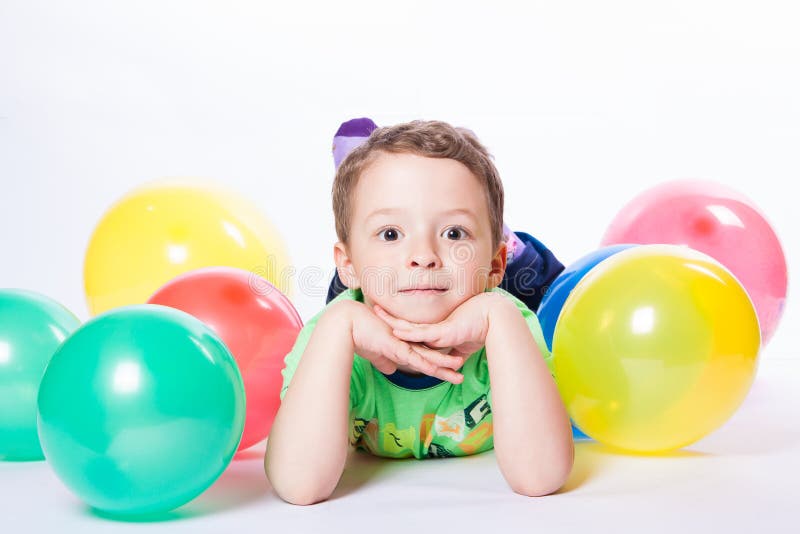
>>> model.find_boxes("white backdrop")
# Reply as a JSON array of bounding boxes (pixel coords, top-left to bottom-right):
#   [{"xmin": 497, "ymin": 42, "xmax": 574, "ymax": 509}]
[{"xmin": 1, "ymin": 0, "xmax": 797, "ymax": 360}]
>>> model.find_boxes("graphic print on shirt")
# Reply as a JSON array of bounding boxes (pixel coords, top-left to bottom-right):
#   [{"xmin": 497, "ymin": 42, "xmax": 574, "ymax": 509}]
[
  {"xmin": 350, "ymin": 417, "xmax": 380, "ymax": 454},
  {"xmin": 434, "ymin": 411, "xmax": 466, "ymax": 442},
  {"xmin": 350, "ymin": 417, "xmax": 415, "ymax": 457},
  {"xmin": 349, "ymin": 396, "xmax": 495, "ymax": 458},
  {"xmin": 457, "ymin": 420, "xmax": 493, "ymax": 455},
  {"xmin": 427, "ymin": 442, "xmax": 456, "ymax": 458},
  {"xmin": 351, "ymin": 417, "xmax": 368, "ymax": 445},
  {"xmin": 381, "ymin": 422, "xmax": 416, "ymax": 457},
  {"xmin": 464, "ymin": 394, "xmax": 491, "ymax": 429},
  {"xmin": 419, "ymin": 413, "xmax": 436, "ymax": 450}
]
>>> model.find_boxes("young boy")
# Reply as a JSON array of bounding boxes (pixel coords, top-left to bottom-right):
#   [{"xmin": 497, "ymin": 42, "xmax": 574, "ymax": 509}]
[
  {"xmin": 264, "ymin": 120, "xmax": 574, "ymax": 505},
  {"xmin": 326, "ymin": 117, "xmax": 566, "ymax": 313}
]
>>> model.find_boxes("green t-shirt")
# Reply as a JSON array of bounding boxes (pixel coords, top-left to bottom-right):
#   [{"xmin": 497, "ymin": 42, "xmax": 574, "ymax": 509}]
[{"xmin": 279, "ymin": 286, "xmax": 554, "ymax": 460}]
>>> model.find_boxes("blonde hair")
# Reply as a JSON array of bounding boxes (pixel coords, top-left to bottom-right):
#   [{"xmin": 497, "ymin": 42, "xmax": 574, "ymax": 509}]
[{"xmin": 332, "ymin": 120, "xmax": 505, "ymax": 251}]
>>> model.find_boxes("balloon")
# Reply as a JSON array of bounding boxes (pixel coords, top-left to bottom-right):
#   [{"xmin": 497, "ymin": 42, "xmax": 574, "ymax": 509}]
[
  {"xmin": 536, "ymin": 245, "xmax": 635, "ymax": 443},
  {"xmin": 37, "ymin": 305, "xmax": 245, "ymax": 516},
  {"xmin": 570, "ymin": 425, "xmax": 590, "ymax": 441},
  {"xmin": 601, "ymin": 179, "xmax": 787, "ymax": 346},
  {"xmin": 148, "ymin": 266, "xmax": 303, "ymax": 451},
  {"xmin": 553, "ymin": 245, "xmax": 760, "ymax": 453},
  {"xmin": 0, "ymin": 290, "xmax": 80, "ymax": 460},
  {"xmin": 84, "ymin": 178, "xmax": 292, "ymax": 316},
  {"xmin": 538, "ymin": 244, "xmax": 635, "ymax": 351}
]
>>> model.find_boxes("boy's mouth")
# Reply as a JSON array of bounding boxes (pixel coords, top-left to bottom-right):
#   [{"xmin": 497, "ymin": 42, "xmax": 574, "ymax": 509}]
[{"xmin": 400, "ymin": 286, "xmax": 448, "ymax": 295}]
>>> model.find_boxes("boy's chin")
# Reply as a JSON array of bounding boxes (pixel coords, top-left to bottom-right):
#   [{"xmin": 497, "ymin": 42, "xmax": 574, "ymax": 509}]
[{"xmin": 385, "ymin": 302, "xmax": 452, "ymax": 325}]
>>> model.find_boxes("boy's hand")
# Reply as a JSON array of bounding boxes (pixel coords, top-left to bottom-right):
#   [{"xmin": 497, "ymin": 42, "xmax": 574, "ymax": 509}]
[
  {"xmin": 373, "ymin": 292, "xmax": 507, "ymax": 360},
  {"xmin": 340, "ymin": 301, "xmax": 466, "ymax": 384}
]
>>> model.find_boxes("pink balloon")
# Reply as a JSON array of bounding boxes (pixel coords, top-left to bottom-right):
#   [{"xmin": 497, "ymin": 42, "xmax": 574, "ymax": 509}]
[{"xmin": 602, "ymin": 179, "xmax": 787, "ymax": 346}]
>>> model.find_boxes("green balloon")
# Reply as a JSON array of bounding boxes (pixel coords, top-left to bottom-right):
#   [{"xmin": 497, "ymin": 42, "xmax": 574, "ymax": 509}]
[
  {"xmin": 37, "ymin": 304, "xmax": 245, "ymax": 516},
  {"xmin": 0, "ymin": 289, "xmax": 80, "ymax": 461}
]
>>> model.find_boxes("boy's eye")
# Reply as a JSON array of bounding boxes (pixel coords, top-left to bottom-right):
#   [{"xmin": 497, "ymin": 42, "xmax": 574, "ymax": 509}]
[
  {"xmin": 443, "ymin": 226, "xmax": 469, "ymax": 240},
  {"xmin": 378, "ymin": 228, "xmax": 401, "ymax": 241}
]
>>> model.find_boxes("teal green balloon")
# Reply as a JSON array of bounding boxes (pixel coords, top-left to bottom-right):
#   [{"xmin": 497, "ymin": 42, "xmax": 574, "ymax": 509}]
[
  {"xmin": 37, "ymin": 304, "xmax": 245, "ymax": 516},
  {"xmin": 0, "ymin": 289, "xmax": 80, "ymax": 461}
]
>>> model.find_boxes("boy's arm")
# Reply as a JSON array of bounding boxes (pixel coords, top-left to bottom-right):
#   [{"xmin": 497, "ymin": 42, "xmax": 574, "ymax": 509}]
[
  {"xmin": 485, "ymin": 298, "xmax": 574, "ymax": 497},
  {"xmin": 266, "ymin": 295, "xmax": 467, "ymax": 505},
  {"xmin": 264, "ymin": 300, "xmax": 356, "ymax": 506}
]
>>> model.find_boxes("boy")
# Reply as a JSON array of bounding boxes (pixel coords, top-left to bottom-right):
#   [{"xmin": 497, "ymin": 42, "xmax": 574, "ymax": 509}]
[
  {"xmin": 264, "ymin": 120, "xmax": 574, "ymax": 506},
  {"xmin": 326, "ymin": 117, "xmax": 566, "ymax": 312}
]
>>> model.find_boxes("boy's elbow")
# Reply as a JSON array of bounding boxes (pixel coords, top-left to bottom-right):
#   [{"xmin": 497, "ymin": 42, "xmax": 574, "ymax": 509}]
[
  {"xmin": 275, "ymin": 485, "xmax": 333, "ymax": 506},
  {"xmin": 265, "ymin": 463, "xmax": 334, "ymax": 505},
  {"xmin": 264, "ymin": 448, "xmax": 339, "ymax": 506},
  {"xmin": 511, "ymin": 474, "xmax": 566, "ymax": 497},
  {"xmin": 511, "ymin": 448, "xmax": 574, "ymax": 497}
]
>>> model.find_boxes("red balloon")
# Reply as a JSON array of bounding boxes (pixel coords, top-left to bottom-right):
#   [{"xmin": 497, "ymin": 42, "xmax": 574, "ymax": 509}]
[
  {"xmin": 602, "ymin": 179, "xmax": 787, "ymax": 346},
  {"xmin": 148, "ymin": 266, "xmax": 303, "ymax": 451}
]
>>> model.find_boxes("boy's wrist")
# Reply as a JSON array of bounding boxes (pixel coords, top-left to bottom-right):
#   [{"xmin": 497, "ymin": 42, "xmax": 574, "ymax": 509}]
[
  {"xmin": 483, "ymin": 292, "xmax": 517, "ymax": 322},
  {"xmin": 321, "ymin": 299, "xmax": 361, "ymax": 335},
  {"xmin": 299, "ymin": 300, "xmax": 359, "ymax": 370},
  {"xmin": 485, "ymin": 293, "xmax": 524, "ymax": 336}
]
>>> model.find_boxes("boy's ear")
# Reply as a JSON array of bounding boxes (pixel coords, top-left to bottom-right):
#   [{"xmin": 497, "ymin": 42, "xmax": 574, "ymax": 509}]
[
  {"xmin": 487, "ymin": 241, "xmax": 508, "ymax": 289},
  {"xmin": 333, "ymin": 241, "xmax": 360, "ymax": 289}
]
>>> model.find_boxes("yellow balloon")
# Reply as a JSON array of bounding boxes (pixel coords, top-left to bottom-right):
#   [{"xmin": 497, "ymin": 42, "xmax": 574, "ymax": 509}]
[
  {"xmin": 553, "ymin": 244, "xmax": 760, "ymax": 453},
  {"xmin": 84, "ymin": 178, "xmax": 292, "ymax": 316}
]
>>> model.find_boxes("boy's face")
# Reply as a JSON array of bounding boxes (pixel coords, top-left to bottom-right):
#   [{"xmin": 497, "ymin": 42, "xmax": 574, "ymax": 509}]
[{"xmin": 334, "ymin": 151, "xmax": 507, "ymax": 325}]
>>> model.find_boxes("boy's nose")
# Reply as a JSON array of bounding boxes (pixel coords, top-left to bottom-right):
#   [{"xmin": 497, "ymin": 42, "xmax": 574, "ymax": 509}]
[
  {"xmin": 408, "ymin": 249, "xmax": 441, "ymax": 269},
  {"xmin": 410, "ymin": 258, "xmax": 439, "ymax": 268}
]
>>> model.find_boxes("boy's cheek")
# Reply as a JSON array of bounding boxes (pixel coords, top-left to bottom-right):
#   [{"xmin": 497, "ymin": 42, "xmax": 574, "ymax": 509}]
[
  {"xmin": 452, "ymin": 266, "xmax": 494, "ymax": 295},
  {"xmin": 358, "ymin": 275, "xmax": 400, "ymax": 298}
]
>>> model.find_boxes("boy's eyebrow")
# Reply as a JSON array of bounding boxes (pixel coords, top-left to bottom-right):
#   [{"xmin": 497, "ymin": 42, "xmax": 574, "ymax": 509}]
[
  {"xmin": 437, "ymin": 208, "xmax": 480, "ymax": 223},
  {"xmin": 365, "ymin": 208, "xmax": 403, "ymax": 221},
  {"xmin": 365, "ymin": 207, "xmax": 479, "ymax": 223}
]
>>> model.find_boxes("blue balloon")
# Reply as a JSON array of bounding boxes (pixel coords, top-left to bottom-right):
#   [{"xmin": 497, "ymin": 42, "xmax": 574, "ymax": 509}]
[
  {"xmin": 538, "ymin": 245, "xmax": 636, "ymax": 442},
  {"xmin": 572, "ymin": 425, "xmax": 590, "ymax": 440},
  {"xmin": 538, "ymin": 245, "xmax": 636, "ymax": 351}
]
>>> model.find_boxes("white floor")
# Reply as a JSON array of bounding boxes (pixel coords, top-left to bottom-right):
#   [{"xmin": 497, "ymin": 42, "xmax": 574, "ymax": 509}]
[{"xmin": 2, "ymin": 357, "xmax": 798, "ymax": 534}]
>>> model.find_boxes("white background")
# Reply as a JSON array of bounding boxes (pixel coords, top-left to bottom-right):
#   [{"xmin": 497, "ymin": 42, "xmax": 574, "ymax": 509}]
[
  {"xmin": 1, "ymin": 1, "xmax": 799, "ymax": 532},
  {"xmin": 1, "ymin": 1, "xmax": 797, "ymax": 358}
]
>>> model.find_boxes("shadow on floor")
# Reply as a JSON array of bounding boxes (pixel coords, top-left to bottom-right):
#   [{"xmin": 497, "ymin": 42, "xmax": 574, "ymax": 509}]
[
  {"xmin": 84, "ymin": 453, "xmax": 271, "ymax": 522},
  {"xmin": 329, "ymin": 448, "xmax": 399, "ymax": 501}
]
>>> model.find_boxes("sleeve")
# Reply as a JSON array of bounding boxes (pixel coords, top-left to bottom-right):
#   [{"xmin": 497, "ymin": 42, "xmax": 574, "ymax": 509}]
[
  {"xmin": 517, "ymin": 299, "xmax": 556, "ymax": 380},
  {"xmin": 279, "ymin": 308, "xmax": 365, "ymax": 411}
]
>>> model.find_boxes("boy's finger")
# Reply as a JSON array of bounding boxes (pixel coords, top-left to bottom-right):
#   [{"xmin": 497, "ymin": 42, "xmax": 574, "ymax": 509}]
[
  {"xmin": 394, "ymin": 346, "xmax": 410, "ymax": 366},
  {"xmin": 387, "ymin": 340, "xmax": 462, "ymax": 383},
  {"xmin": 433, "ymin": 367, "xmax": 464, "ymax": 384},
  {"xmin": 374, "ymin": 305, "xmax": 415, "ymax": 330},
  {"xmin": 449, "ymin": 348, "xmax": 472, "ymax": 358},
  {"xmin": 413, "ymin": 344, "xmax": 464, "ymax": 370},
  {"xmin": 395, "ymin": 341, "xmax": 436, "ymax": 375},
  {"xmin": 392, "ymin": 325, "xmax": 439, "ymax": 343},
  {"xmin": 403, "ymin": 346, "xmax": 462, "ymax": 384},
  {"xmin": 373, "ymin": 355, "xmax": 397, "ymax": 375}
]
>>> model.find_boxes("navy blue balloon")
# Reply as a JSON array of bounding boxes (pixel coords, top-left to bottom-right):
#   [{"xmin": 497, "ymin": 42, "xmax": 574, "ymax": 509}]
[{"xmin": 538, "ymin": 245, "xmax": 636, "ymax": 351}]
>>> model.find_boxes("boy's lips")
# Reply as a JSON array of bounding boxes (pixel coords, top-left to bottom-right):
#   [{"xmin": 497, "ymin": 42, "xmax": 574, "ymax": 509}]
[{"xmin": 400, "ymin": 287, "xmax": 448, "ymax": 295}]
